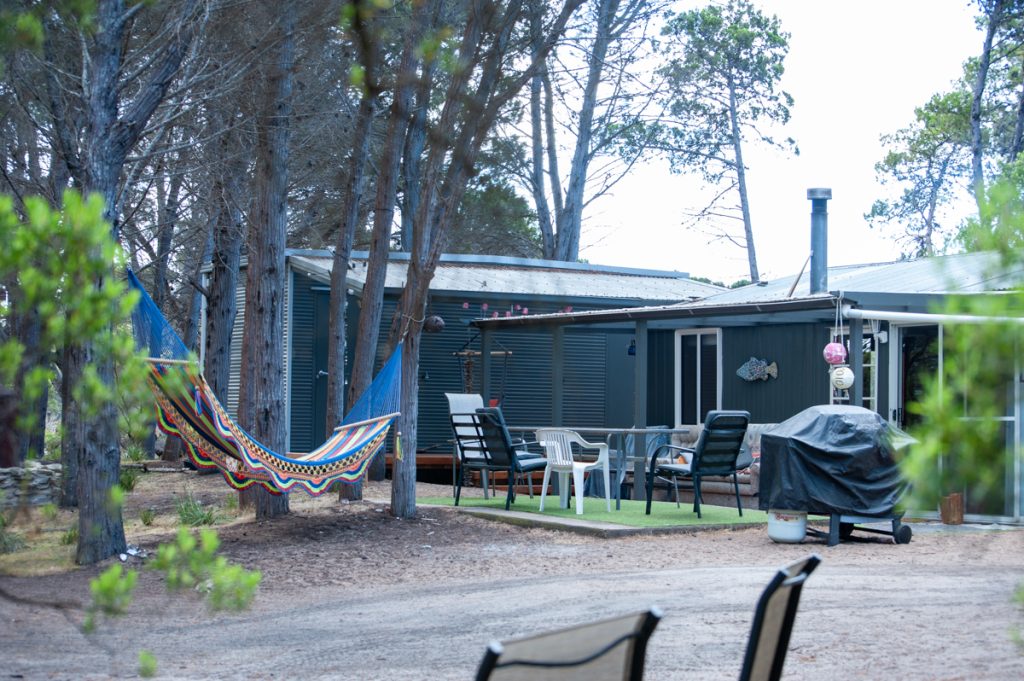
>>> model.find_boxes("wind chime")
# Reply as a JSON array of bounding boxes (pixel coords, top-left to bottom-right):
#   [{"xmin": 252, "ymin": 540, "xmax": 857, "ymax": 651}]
[{"xmin": 823, "ymin": 299, "xmax": 854, "ymax": 399}]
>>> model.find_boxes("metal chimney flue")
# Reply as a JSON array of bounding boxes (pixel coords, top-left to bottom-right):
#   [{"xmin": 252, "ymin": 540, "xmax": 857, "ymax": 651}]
[{"xmin": 807, "ymin": 188, "xmax": 832, "ymax": 294}]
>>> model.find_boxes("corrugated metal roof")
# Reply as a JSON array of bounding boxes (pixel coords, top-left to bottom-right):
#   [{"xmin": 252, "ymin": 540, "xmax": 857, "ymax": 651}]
[
  {"xmin": 676, "ymin": 251, "xmax": 1023, "ymax": 309},
  {"xmin": 471, "ymin": 250, "xmax": 1023, "ymax": 329},
  {"xmin": 288, "ymin": 250, "xmax": 725, "ymax": 303}
]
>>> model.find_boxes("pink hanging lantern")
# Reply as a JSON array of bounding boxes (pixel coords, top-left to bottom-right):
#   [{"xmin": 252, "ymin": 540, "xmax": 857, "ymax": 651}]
[{"xmin": 823, "ymin": 342, "xmax": 847, "ymax": 365}]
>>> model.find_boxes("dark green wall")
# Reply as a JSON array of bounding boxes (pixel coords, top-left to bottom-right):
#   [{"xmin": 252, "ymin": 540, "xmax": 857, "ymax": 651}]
[
  {"xmin": 290, "ymin": 282, "xmax": 641, "ymax": 452},
  {"xmin": 722, "ymin": 323, "xmax": 831, "ymax": 423}
]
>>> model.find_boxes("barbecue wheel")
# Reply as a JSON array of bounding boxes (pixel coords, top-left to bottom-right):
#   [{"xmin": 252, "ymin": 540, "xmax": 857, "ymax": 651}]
[{"xmin": 895, "ymin": 524, "xmax": 913, "ymax": 544}]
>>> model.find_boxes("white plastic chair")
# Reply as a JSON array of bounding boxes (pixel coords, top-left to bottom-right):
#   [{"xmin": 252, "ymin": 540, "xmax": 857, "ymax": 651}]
[{"xmin": 536, "ymin": 428, "xmax": 611, "ymax": 515}]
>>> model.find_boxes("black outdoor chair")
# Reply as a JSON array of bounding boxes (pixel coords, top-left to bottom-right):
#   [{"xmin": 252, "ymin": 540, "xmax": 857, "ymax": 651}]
[
  {"xmin": 739, "ymin": 554, "xmax": 821, "ymax": 681},
  {"xmin": 645, "ymin": 410, "xmax": 750, "ymax": 518},
  {"xmin": 475, "ymin": 607, "xmax": 662, "ymax": 681},
  {"xmin": 452, "ymin": 407, "xmax": 547, "ymax": 510}
]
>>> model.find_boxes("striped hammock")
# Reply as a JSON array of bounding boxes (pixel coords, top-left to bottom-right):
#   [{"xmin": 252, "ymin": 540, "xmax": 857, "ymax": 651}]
[{"xmin": 128, "ymin": 270, "xmax": 401, "ymax": 495}]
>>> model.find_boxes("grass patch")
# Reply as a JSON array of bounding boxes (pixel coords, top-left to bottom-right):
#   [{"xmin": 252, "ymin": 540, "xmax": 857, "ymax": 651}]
[
  {"xmin": 419, "ymin": 494, "xmax": 770, "ymax": 528},
  {"xmin": 176, "ymin": 493, "xmax": 219, "ymax": 526}
]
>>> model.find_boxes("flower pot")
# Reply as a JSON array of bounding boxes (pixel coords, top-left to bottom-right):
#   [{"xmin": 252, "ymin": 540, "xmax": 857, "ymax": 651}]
[{"xmin": 939, "ymin": 492, "xmax": 963, "ymax": 525}]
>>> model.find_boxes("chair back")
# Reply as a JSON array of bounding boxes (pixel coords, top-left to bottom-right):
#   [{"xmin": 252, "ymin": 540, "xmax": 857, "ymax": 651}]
[
  {"xmin": 476, "ymin": 607, "xmax": 662, "ymax": 681},
  {"xmin": 535, "ymin": 429, "xmax": 579, "ymax": 466},
  {"xmin": 739, "ymin": 554, "xmax": 821, "ymax": 681},
  {"xmin": 691, "ymin": 410, "xmax": 750, "ymax": 476},
  {"xmin": 472, "ymin": 408, "xmax": 518, "ymax": 468},
  {"xmin": 447, "ymin": 393, "xmax": 485, "ymax": 460}
]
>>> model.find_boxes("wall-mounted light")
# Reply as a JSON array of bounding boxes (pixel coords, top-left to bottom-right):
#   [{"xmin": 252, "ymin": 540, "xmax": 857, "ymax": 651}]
[{"xmin": 627, "ymin": 339, "xmax": 636, "ymax": 356}]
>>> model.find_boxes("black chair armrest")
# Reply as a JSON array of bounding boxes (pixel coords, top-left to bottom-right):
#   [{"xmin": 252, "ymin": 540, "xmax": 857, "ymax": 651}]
[
  {"xmin": 648, "ymin": 444, "xmax": 694, "ymax": 477},
  {"xmin": 734, "ymin": 446, "xmax": 754, "ymax": 471}
]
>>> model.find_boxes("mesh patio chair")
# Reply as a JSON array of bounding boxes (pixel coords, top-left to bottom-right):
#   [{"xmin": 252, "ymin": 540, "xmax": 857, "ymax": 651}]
[
  {"xmin": 739, "ymin": 554, "xmax": 821, "ymax": 681},
  {"xmin": 645, "ymin": 410, "xmax": 750, "ymax": 518},
  {"xmin": 475, "ymin": 607, "xmax": 662, "ymax": 681}
]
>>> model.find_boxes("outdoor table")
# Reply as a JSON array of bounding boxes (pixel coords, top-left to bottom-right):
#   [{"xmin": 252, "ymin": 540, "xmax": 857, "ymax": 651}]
[{"xmin": 509, "ymin": 426, "xmax": 690, "ymax": 510}]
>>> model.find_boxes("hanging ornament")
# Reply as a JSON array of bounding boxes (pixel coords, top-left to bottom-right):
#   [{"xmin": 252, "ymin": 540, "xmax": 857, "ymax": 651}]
[
  {"xmin": 423, "ymin": 315, "xmax": 445, "ymax": 333},
  {"xmin": 823, "ymin": 341, "xmax": 847, "ymax": 365},
  {"xmin": 831, "ymin": 365, "xmax": 855, "ymax": 390},
  {"xmin": 824, "ymin": 296, "xmax": 847, "ymax": 364}
]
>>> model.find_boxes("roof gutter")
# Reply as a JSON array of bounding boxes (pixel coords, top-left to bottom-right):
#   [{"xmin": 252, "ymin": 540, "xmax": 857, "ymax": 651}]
[
  {"xmin": 843, "ymin": 305, "xmax": 1024, "ymax": 326},
  {"xmin": 472, "ymin": 297, "xmax": 837, "ymax": 329}
]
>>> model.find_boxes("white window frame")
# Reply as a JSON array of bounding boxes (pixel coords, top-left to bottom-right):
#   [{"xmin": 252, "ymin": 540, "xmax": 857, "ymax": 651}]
[{"xmin": 673, "ymin": 328, "xmax": 723, "ymax": 426}]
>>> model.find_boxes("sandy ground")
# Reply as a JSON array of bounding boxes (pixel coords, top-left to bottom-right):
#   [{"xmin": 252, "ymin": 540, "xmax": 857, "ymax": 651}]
[{"xmin": 1, "ymin": 469, "xmax": 1024, "ymax": 680}]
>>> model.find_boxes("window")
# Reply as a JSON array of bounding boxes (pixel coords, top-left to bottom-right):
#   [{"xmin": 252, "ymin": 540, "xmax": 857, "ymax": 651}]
[{"xmin": 675, "ymin": 329, "xmax": 722, "ymax": 425}]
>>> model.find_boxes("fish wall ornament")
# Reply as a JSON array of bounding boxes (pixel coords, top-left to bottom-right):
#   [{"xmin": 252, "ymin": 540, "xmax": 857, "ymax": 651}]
[{"xmin": 736, "ymin": 357, "xmax": 778, "ymax": 382}]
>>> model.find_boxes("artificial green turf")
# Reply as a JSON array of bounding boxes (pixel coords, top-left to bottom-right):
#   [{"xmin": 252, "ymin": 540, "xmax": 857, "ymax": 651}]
[{"xmin": 418, "ymin": 494, "xmax": 769, "ymax": 528}]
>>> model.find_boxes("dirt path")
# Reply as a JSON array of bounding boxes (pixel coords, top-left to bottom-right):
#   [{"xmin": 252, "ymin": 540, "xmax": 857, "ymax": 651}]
[{"xmin": 2, "ymin": 471, "xmax": 1023, "ymax": 679}]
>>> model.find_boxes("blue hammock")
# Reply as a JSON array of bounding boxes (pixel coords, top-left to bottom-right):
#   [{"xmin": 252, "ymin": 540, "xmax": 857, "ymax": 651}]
[{"xmin": 127, "ymin": 270, "xmax": 401, "ymax": 495}]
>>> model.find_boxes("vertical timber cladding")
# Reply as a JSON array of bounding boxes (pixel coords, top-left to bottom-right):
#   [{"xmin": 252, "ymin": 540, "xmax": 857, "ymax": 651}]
[{"xmin": 722, "ymin": 323, "xmax": 828, "ymax": 423}]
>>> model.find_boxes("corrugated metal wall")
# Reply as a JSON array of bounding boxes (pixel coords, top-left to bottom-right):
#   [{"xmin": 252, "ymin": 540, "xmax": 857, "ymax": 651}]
[
  {"xmin": 226, "ymin": 269, "xmax": 292, "ymax": 445},
  {"xmin": 288, "ymin": 274, "xmax": 317, "ymax": 452}
]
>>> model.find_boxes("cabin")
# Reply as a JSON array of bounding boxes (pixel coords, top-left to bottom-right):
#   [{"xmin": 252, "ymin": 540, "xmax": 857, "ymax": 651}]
[
  {"xmin": 472, "ymin": 250, "xmax": 1024, "ymax": 523},
  {"xmin": 217, "ymin": 249, "xmax": 724, "ymax": 458}
]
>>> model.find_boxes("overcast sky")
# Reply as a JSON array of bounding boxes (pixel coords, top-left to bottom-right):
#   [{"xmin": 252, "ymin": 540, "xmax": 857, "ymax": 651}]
[{"xmin": 578, "ymin": 0, "xmax": 984, "ymax": 284}]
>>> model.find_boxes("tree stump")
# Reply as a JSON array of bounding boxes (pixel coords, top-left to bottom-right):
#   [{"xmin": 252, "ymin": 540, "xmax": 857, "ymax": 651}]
[{"xmin": 939, "ymin": 492, "xmax": 964, "ymax": 525}]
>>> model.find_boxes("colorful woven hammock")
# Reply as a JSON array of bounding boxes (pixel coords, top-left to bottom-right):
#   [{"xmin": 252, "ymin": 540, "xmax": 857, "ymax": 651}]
[{"xmin": 128, "ymin": 270, "xmax": 401, "ymax": 495}]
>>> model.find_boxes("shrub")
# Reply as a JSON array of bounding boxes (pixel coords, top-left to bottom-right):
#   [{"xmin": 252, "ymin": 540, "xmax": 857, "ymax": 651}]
[
  {"xmin": 119, "ymin": 468, "xmax": 140, "ymax": 492},
  {"xmin": 61, "ymin": 524, "xmax": 78, "ymax": 546},
  {"xmin": 140, "ymin": 508, "xmax": 156, "ymax": 526},
  {"xmin": 176, "ymin": 493, "xmax": 217, "ymax": 526}
]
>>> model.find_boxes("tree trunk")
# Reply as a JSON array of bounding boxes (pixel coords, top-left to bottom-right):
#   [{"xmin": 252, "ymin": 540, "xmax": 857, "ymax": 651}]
[
  {"xmin": 70, "ymin": 0, "xmax": 201, "ymax": 564},
  {"xmin": 390, "ymin": 337, "xmax": 420, "ymax": 518},
  {"xmin": 151, "ymin": 166, "xmax": 183, "ymax": 460},
  {"xmin": 556, "ymin": 0, "xmax": 619, "ymax": 262},
  {"xmin": 971, "ymin": 0, "xmax": 1003, "ymax": 209},
  {"xmin": 238, "ymin": 3, "xmax": 295, "ymax": 520},
  {"xmin": 529, "ymin": 0, "xmax": 555, "ymax": 258},
  {"xmin": 728, "ymin": 81, "xmax": 759, "ymax": 283},
  {"xmin": 347, "ymin": 10, "xmax": 427, "ymax": 482},
  {"xmin": 329, "ymin": 90, "xmax": 376, "ymax": 501}
]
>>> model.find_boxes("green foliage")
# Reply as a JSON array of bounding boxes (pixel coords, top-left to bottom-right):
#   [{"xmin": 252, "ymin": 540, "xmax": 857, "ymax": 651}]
[
  {"xmin": 149, "ymin": 528, "xmax": 261, "ymax": 611},
  {"xmin": 868, "ymin": 90, "xmax": 973, "ymax": 257},
  {"xmin": 40, "ymin": 503, "xmax": 58, "ymax": 522},
  {"xmin": 123, "ymin": 444, "xmax": 147, "ymax": 463},
  {"xmin": 175, "ymin": 492, "xmax": 218, "ymax": 526},
  {"xmin": 654, "ymin": 0, "xmax": 796, "ymax": 181},
  {"xmin": 448, "ymin": 178, "xmax": 542, "ymax": 258},
  {"xmin": 0, "ymin": 191, "xmax": 153, "ymax": 449},
  {"xmin": 61, "ymin": 524, "xmax": 79, "ymax": 546},
  {"xmin": 83, "ymin": 564, "xmax": 138, "ymax": 633},
  {"xmin": 140, "ymin": 508, "xmax": 157, "ymax": 526},
  {"xmin": 119, "ymin": 468, "xmax": 140, "ymax": 492},
  {"xmin": 0, "ymin": 510, "xmax": 26, "ymax": 554},
  {"xmin": 138, "ymin": 650, "xmax": 158, "ymax": 678},
  {"xmin": 899, "ymin": 180, "xmax": 1024, "ymax": 511}
]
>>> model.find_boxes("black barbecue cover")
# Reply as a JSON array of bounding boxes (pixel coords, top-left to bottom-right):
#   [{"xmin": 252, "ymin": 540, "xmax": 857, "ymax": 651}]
[{"xmin": 758, "ymin": 405, "xmax": 908, "ymax": 517}]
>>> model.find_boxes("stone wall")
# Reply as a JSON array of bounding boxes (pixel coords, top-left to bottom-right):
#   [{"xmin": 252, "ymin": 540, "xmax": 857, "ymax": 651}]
[{"xmin": 0, "ymin": 461, "xmax": 62, "ymax": 508}]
